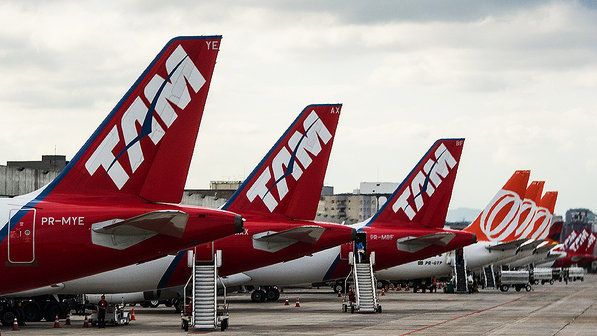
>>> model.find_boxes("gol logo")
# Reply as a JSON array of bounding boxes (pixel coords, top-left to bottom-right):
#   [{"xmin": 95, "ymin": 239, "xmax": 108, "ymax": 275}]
[{"xmin": 479, "ymin": 189, "xmax": 522, "ymax": 241}]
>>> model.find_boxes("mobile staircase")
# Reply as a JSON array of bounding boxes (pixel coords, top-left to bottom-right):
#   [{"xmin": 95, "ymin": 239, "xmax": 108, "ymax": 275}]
[
  {"xmin": 181, "ymin": 249, "xmax": 229, "ymax": 331},
  {"xmin": 342, "ymin": 252, "xmax": 381, "ymax": 314},
  {"xmin": 483, "ymin": 265, "xmax": 496, "ymax": 289},
  {"xmin": 453, "ymin": 248, "xmax": 469, "ymax": 293}
]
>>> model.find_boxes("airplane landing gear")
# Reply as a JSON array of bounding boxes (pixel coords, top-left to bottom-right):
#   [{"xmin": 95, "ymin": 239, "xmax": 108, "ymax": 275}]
[
  {"xmin": 265, "ymin": 286, "xmax": 280, "ymax": 302},
  {"xmin": 250, "ymin": 289, "xmax": 266, "ymax": 303}
]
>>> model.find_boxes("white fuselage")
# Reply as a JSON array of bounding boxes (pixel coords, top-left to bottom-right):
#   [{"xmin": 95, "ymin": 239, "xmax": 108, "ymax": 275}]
[{"xmin": 375, "ymin": 241, "xmax": 518, "ymax": 281}]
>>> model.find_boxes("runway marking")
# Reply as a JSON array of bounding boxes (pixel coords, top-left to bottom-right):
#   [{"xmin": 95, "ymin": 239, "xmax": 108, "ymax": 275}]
[{"xmin": 399, "ymin": 295, "xmax": 525, "ymax": 336}]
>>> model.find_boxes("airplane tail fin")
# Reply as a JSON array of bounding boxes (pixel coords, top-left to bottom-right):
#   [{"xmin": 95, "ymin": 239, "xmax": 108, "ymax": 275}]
[
  {"xmin": 366, "ymin": 138, "xmax": 465, "ymax": 228},
  {"xmin": 223, "ymin": 104, "xmax": 342, "ymax": 220},
  {"xmin": 530, "ymin": 191, "xmax": 558, "ymax": 240},
  {"xmin": 463, "ymin": 170, "xmax": 530, "ymax": 242},
  {"xmin": 547, "ymin": 220, "xmax": 564, "ymax": 243},
  {"xmin": 513, "ymin": 181, "xmax": 544, "ymax": 239},
  {"xmin": 46, "ymin": 36, "xmax": 222, "ymax": 203}
]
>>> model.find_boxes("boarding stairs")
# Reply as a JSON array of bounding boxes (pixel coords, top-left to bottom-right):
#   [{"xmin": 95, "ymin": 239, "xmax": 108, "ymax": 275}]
[
  {"xmin": 343, "ymin": 252, "xmax": 380, "ymax": 313},
  {"xmin": 483, "ymin": 265, "xmax": 496, "ymax": 288},
  {"xmin": 453, "ymin": 248, "xmax": 468, "ymax": 293},
  {"xmin": 182, "ymin": 249, "xmax": 229, "ymax": 331}
]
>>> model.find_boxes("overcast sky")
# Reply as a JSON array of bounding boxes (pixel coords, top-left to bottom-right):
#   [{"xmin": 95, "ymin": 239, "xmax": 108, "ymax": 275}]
[{"xmin": 0, "ymin": 0, "xmax": 596, "ymax": 214}]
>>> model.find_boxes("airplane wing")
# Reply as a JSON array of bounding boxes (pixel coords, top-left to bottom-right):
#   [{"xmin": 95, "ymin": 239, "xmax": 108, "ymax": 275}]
[
  {"xmin": 486, "ymin": 238, "xmax": 527, "ymax": 251},
  {"xmin": 91, "ymin": 210, "xmax": 189, "ymax": 250},
  {"xmin": 252, "ymin": 226, "xmax": 326, "ymax": 252},
  {"xmin": 396, "ymin": 232, "xmax": 456, "ymax": 253}
]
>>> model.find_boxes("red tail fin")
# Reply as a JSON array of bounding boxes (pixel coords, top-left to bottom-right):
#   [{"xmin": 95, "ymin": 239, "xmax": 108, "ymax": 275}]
[
  {"xmin": 464, "ymin": 170, "xmax": 530, "ymax": 242},
  {"xmin": 47, "ymin": 36, "xmax": 221, "ymax": 203},
  {"xmin": 223, "ymin": 104, "xmax": 342, "ymax": 220},
  {"xmin": 366, "ymin": 138, "xmax": 465, "ymax": 228},
  {"xmin": 547, "ymin": 220, "xmax": 564, "ymax": 243},
  {"xmin": 513, "ymin": 181, "xmax": 544, "ymax": 239},
  {"xmin": 531, "ymin": 191, "xmax": 558, "ymax": 240}
]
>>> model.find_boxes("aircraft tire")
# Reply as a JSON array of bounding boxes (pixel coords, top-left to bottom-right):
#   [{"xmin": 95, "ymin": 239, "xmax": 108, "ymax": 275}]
[
  {"xmin": 23, "ymin": 301, "xmax": 42, "ymax": 322},
  {"xmin": 265, "ymin": 287, "xmax": 280, "ymax": 301},
  {"xmin": 251, "ymin": 289, "xmax": 266, "ymax": 303},
  {"xmin": 1, "ymin": 310, "xmax": 15, "ymax": 326}
]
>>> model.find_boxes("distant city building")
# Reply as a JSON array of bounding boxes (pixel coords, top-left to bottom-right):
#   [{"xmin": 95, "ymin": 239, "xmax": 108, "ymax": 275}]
[
  {"xmin": 562, "ymin": 209, "xmax": 596, "ymax": 247},
  {"xmin": 181, "ymin": 181, "xmax": 241, "ymax": 208},
  {"xmin": 1, "ymin": 155, "xmax": 66, "ymax": 197},
  {"xmin": 321, "ymin": 186, "xmax": 334, "ymax": 196},
  {"xmin": 315, "ymin": 182, "xmax": 396, "ymax": 224},
  {"xmin": 357, "ymin": 182, "xmax": 399, "ymax": 195},
  {"xmin": 7, "ymin": 155, "xmax": 68, "ymax": 172},
  {"xmin": 209, "ymin": 180, "xmax": 242, "ymax": 190}
]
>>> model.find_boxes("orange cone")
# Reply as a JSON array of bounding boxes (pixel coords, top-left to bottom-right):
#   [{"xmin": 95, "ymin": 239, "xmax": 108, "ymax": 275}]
[
  {"xmin": 12, "ymin": 317, "xmax": 19, "ymax": 331},
  {"xmin": 83, "ymin": 315, "xmax": 90, "ymax": 328},
  {"xmin": 53, "ymin": 315, "xmax": 61, "ymax": 328},
  {"xmin": 284, "ymin": 299, "xmax": 289, "ymax": 306},
  {"xmin": 337, "ymin": 292, "xmax": 342, "ymax": 297},
  {"xmin": 130, "ymin": 307, "xmax": 136, "ymax": 321},
  {"xmin": 295, "ymin": 298, "xmax": 300, "ymax": 307},
  {"xmin": 381, "ymin": 289, "xmax": 385, "ymax": 296},
  {"xmin": 65, "ymin": 314, "xmax": 71, "ymax": 326}
]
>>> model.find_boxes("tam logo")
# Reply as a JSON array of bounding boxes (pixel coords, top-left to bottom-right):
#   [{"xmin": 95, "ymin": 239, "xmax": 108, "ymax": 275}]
[
  {"xmin": 246, "ymin": 110, "xmax": 333, "ymax": 212},
  {"xmin": 85, "ymin": 45, "xmax": 206, "ymax": 189},
  {"xmin": 570, "ymin": 230, "xmax": 589, "ymax": 252},
  {"xmin": 563, "ymin": 231, "xmax": 578, "ymax": 249},
  {"xmin": 392, "ymin": 143, "xmax": 457, "ymax": 220}
]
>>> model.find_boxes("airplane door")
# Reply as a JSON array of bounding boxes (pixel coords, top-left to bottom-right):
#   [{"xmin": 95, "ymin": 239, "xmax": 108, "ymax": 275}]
[
  {"xmin": 195, "ymin": 241, "xmax": 214, "ymax": 263},
  {"xmin": 7, "ymin": 209, "xmax": 36, "ymax": 264}
]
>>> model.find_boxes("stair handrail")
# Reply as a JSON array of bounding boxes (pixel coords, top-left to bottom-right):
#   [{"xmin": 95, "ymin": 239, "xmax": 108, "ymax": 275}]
[
  {"xmin": 368, "ymin": 259, "xmax": 378, "ymax": 309},
  {"xmin": 182, "ymin": 274, "xmax": 193, "ymax": 319},
  {"xmin": 352, "ymin": 259, "xmax": 361, "ymax": 309},
  {"xmin": 212, "ymin": 253, "xmax": 218, "ymax": 327},
  {"xmin": 343, "ymin": 267, "xmax": 353, "ymax": 303}
]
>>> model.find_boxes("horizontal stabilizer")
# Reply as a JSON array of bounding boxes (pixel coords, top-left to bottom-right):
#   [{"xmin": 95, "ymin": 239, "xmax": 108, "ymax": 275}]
[
  {"xmin": 517, "ymin": 239, "xmax": 546, "ymax": 252},
  {"xmin": 91, "ymin": 210, "xmax": 189, "ymax": 250},
  {"xmin": 533, "ymin": 242, "xmax": 555, "ymax": 255},
  {"xmin": 252, "ymin": 225, "xmax": 326, "ymax": 252},
  {"xmin": 486, "ymin": 238, "xmax": 527, "ymax": 251},
  {"xmin": 396, "ymin": 232, "xmax": 456, "ymax": 253}
]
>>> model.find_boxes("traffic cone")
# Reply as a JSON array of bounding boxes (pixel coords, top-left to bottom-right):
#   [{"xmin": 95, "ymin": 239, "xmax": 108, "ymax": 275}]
[
  {"xmin": 284, "ymin": 299, "xmax": 289, "ymax": 306},
  {"xmin": 12, "ymin": 317, "xmax": 19, "ymax": 331},
  {"xmin": 337, "ymin": 292, "xmax": 342, "ymax": 298},
  {"xmin": 65, "ymin": 314, "xmax": 71, "ymax": 326},
  {"xmin": 295, "ymin": 298, "xmax": 300, "ymax": 307},
  {"xmin": 83, "ymin": 315, "xmax": 90, "ymax": 328},
  {"xmin": 381, "ymin": 289, "xmax": 385, "ymax": 296},
  {"xmin": 53, "ymin": 315, "xmax": 61, "ymax": 328},
  {"xmin": 130, "ymin": 307, "xmax": 136, "ymax": 321}
]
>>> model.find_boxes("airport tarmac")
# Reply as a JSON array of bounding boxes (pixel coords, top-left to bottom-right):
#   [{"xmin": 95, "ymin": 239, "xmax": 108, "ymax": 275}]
[{"xmin": 7, "ymin": 275, "xmax": 597, "ymax": 335}]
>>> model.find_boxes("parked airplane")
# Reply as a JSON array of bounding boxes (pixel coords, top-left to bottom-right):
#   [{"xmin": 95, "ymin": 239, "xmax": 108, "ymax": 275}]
[
  {"xmin": 548, "ymin": 228, "xmax": 596, "ymax": 268},
  {"xmin": 376, "ymin": 170, "xmax": 534, "ymax": 281},
  {"xmin": 507, "ymin": 199, "xmax": 562, "ymax": 269},
  {"xmin": 10, "ymin": 104, "xmax": 355, "ymax": 308},
  {"xmin": 497, "ymin": 191, "xmax": 559, "ymax": 268},
  {"xmin": 0, "ymin": 36, "xmax": 243, "ymax": 295},
  {"xmin": 222, "ymin": 138, "xmax": 477, "ymax": 295}
]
